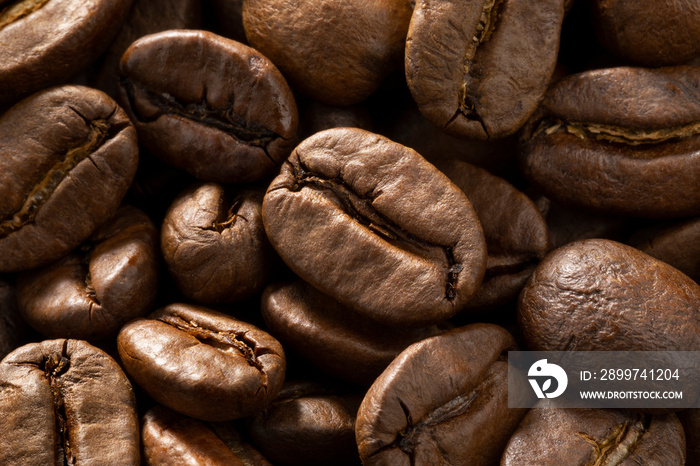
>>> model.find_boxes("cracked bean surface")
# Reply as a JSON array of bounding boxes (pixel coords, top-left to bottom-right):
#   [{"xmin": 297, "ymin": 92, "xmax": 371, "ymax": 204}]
[
  {"xmin": 0, "ymin": 85, "xmax": 138, "ymax": 273},
  {"xmin": 356, "ymin": 323, "xmax": 526, "ymax": 465},
  {"xmin": 117, "ymin": 29, "xmax": 298, "ymax": 183},
  {"xmin": 116, "ymin": 303, "xmax": 286, "ymax": 421},
  {"xmin": 519, "ymin": 66, "xmax": 700, "ymax": 218},
  {"xmin": 501, "ymin": 401, "xmax": 686, "ymax": 465},
  {"xmin": 405, "ymin": 0, "xmax": 564, "ymax": 139},
  {"xmin": 0, "ymin": 339, "xmax": 139, "ymax": 465},
  {"xmin": 262, "ymin": 127, "xmax": 487, "ymax": 327}
]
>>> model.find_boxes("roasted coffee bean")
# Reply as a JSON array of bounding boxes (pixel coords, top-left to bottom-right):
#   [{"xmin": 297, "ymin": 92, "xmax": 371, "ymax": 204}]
[
  {"xmin": 242, "ymin": 0, "xmax": 412, "ymax": 105},
  {"xmin": 519, "ymin": 239, "xmax": 700, "ymax": 351},
  {"xmin": 262, "ymin": 128, "xmax": 487, "ymax": 327},
  {"xmin": 161, "ymin": 184, "xmax": 272, "ymax": 303},
  {"xmin": 628, "ymin": 216, "xmax": 700, "ymax": 284},
  {"xmin": 405, "ymin": 0, "xmax": 565, "ymax": 139},
  {"xmin": 501, "ymin": 401, "xmax": 686, "ymax": 465},
  {"xmin": 0, "ymin": 0, "xmax": 133, "ymax": 107},
  {"xmin": 679, "ymin": 409, "xmax": 700, "ymax": 466},
  {"xmin": 17, "ymin": 206, "xmax": 159, "ymax": 341},
  {"xmin": 117, "ymin": 303, "xmax": 286, "ymax": 421},
  {"xmin": 118, "ymin": 29, "xmax": 298, "ymax": 183},
  {"xmin": 0, "ymin": 85, "xmax": 138, "ymax": 273},
  {"xmin": 356, "ymin": 323, "xmax": 526, "ymax": 465},
  {"xmin": 519, "ymin": 66, "xmax": 700, "ymax": 218},
  {"xmin": 142, "ymin": 405, "xmax": 270, "ymax": 465},
  {"xmin": 262, "ymin": 280, "xmax": 444, "ymax": 385},
  {"xmin": 441, "ymin": 160, "xmax": 548, "ymax": 311},
  {"xmin": 92, "ymin": 0, "xmax": 202, "ymax": 98},
  {"xmin": 248, "ymin": 380, "xmax": 362, "ymax": 465},
  {"xmin": 0, "ymin": 339, "xmax": 139, "ymax": 464},
  {"xmin": 591, "ymin": 0, "xmax": 700, "ymax": 66},
  {"xmin": 0, "ymin": 278, "xmax": 26, "ymax": 359}
]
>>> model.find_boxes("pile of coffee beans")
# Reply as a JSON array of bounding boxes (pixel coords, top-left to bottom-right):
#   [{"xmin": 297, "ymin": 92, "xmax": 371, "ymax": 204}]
[{"xmin": 1, "ymin": 0, "xmax": 698, "ymax": 464}]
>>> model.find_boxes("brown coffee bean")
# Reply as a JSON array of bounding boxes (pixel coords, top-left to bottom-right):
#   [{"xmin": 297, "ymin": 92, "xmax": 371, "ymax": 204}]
[
  {"xmin": 519, "ymin": 66, "xmax": 700, "ymax": 218},
  {"xmin": 118, "ymin": 30, "xmax": 298, "ymax": 183},
  {"xmin": 518, "ymin": 239, "xmax": 700, "ymax": 351},
  {"xmin": 248, "ymin": 381, "xmax": 362, "ymax": 466},
  {"xmin": 161, "ymin": 184, "xmax": 272, "ymax": 303},
  {"xmin": 0, "ymin": 339, "xmax": 139, "ymax": 464},
  {"xmin": 0, "ymin": 85, "xmax": 138, "ymax": 273},
  {"xmin": 242, "ymin": 0, "xmax": 412, "ymax": 105},
  {"xmin": 405, "ymin": 0, "xmax": 565, "ymax": 139},
  {"xmin": 0, "ymin": 0, "xmax": 133, "ymax": 107},
  {"xmin": 356, "ymin": 323, "xmax": 526, "ymax": 465},
  {"xmin": 628, "ymin": 216, "xmax": 700, "ymax": 284},
  {"xmin": 441, "ymin": 160, "xmax": 548, "ymax": 311},
  {"xmin": 502, "ymin": 401, "xmax": 686, "ymax": 465},
  {"xmin": 142, "ymin": 405, "xmax": 251, "ymax": 466},
  {"xmin": 92, "ymin": 0, "xmax": 202, "ymax": 98},
  {"xmin": 117, "ymin": 303, "xmax": 286, "ymax": 421},
  {"xmin": 17, "ymin": 206, "xmax": 159, "ymax": 341},
  {"xmin": 262, "ymin": 280, "xmax": 444, "ymax": 385},
  {"xmin": 591, "ymin": 0, "xmax": 700, "ymax": 66},
  {"xmin": 262, "ymin": 128, "xmax": 487, "ymax": 327}
]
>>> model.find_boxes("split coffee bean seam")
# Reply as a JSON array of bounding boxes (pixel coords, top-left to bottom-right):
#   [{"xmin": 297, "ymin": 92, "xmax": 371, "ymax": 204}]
[{"xmin": 286, "ymin": 157, "xmax": 463, "ymax": 301}]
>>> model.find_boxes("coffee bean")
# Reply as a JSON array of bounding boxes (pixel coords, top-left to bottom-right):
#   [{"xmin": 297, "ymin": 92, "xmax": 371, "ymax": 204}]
[
  {"xmin": 405, "ymin": 0, "xmax": 565, "ymax": 139},
  {"xmin": 0, "ymin": 0, "xmax": 133, "ymax": 107},
  {"xmin": 519, "ymin": 239, "xmax": 700, "ymax": 351},
  {"xmin": 161, "ymin": 184, "xmax": 272, "ymax": 303},
  {"xmin": 117, "ymin": 303, "xmax": 286, "ymax": 421},
  {"xmin": 262, "ymin": 127, "xmax": 487, "ymax": 327},
  {"xmin": 519, "ymin": 66, "xmax": 700, "ymax": 218},
  {"xmin": 142, "ymin": 405, "xmax": 256, "ymax": 465},
  {"xmin": 591, "ymin": 0, "xmax": 700, "ymax": 66},
  {"xmin": 117, "ymin": 29, "xmax": 298, "ymax": 183},
  {"xmin": 0, "ymin": 85, "xmax": 138, "ymax": 273},
  {"xmin": 242, "ymin": 0, "xmax": 412, "ymax": 105},
  {"xmin": 356, "ymin": 323, "xmax": 526, "ymax": 465},
  {"xmin": 92, "ymin": 0, "xmax": 202, "ymax": 98},
  {"xmin": 249, "ymin": 380, "xmax": 362, "ymax": 465},
  {"xmin": 0, "ymin": 339, "xmax": 139, "ymax": 464},
  {"xmin": 628, "ymin": 216, "xmax": 700, "ymax": 284},
  {"xmin": 502, "ymin": 401, "xmax": 686, "ymax": 465},
  {"xmin": 262, "ymin": 280, "xmax": 444, "ymax": 385},
  {"xmin": 17, "ymin": 206, "xmax": 159, "ymax": 341}
]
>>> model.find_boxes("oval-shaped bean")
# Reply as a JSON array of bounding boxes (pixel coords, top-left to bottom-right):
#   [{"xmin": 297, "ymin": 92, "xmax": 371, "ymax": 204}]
[{"xmin": 262, "ymin": 128, "xmax": 487, "ymax": 327}]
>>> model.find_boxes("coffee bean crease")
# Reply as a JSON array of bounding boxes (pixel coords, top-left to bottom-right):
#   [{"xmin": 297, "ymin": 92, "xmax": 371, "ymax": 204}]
[
  {"xmin": 576, "ymin": 416, "xmax": 650, "ymax": 466},
  {"xmin": 0, "ymin": 108, "xmax": 121, "ymax": 239},
  {"xmin": 121, "ymin": 78, "xmax": 282, "ymax": 162},
  {"xmin": 41, "ymin": 340, "xmax": 73, "ymax": 466},
  {"xmin": 533, "ymin": 117, "xmax": 700, "ymax": 148},
  {"xmin": 288, "ymin": 159, "xmax": 461, "ymax": 301},
  {"xmin": 157, "ymin": 315, "xmax": 269, "ymax": 384},
  {"xmin": 453, "ymin": 0, "xmax": 505, "ymax": 133}
]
